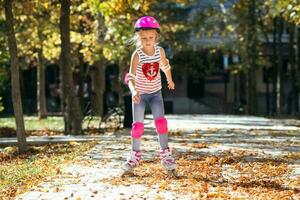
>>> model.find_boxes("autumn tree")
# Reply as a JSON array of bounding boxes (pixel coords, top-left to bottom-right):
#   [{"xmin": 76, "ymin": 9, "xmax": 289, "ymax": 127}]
[
  {"xmin": 3, "ymin": 1, "xmax": 60, "ymax": 118},
  {"xmin": 34, "ymin": 1, "xmax": 49, "ymax": 118},
  {"xmin": 91, "ymin": 11, "xmax": 106, "ymax": 116},
  {"xmin": 71, "ymin": 1, "xmax": 105, "ymax": 116},
  {"xmin": 256, "ymin": 0, "xmax": 300, "ymax": 116},
  {"xmin": 60, "ymin": 0, "xmax": 82, "ymax": 134},
  {"xmin": 7, "ymin": 1, "xmax": 47, "ymax": 118},
  {"xmin": 3, "ymin": 0, "xmax": 27, "ymax": 153},
  {"xmin": 270, "ymin": 0, "xmax": 300, "ymax": 116},
  {"xmin": 224, "ymin": 0, "xmax": 265, "ymax": 115},
  {"xmin": 245, "ymin": 0, "xmax": 259, "ymax": 115}
]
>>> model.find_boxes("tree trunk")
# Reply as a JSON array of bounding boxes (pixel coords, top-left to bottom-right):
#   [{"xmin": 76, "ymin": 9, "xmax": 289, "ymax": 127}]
[
  {"xmin": 91, "ymin": 60, "xmax": 105, "ymax": 116},
  {"xmin": 37, "ymin": 25, "xmax": 47, "ymax": 118},
  {"xmin": 4, "ymin": 0, "xmax": 27, "ymax": 153},
  {"xmin": 34, "ymin": 9, "xmax": 47, "ymax": 119},
  {"xmin": 272, "ymin": 18, "xmax": 278, "ymax": 115},
  {"xmin": 117, "ymin": 59, "xmax": 128, "ymax": 105},
  {"xmin": 90, "ymin": 12, "xmax": 106, "ymax": 117},
  {"xmin": 239, "ymin": 71, "xmax": 246, "ymax": 113},
  {"xmin": 60, "ymin": 0, "xmax": 82, "ymax": 134},
  {"xmin": 37, "ymin": 48, "xmax": 47, "ymax": 119},
  {"xmin": 246, "ymin": 0, "xmax": 257, "ymax": 115},
  {"xmin": 78, "ymin": 55, "xmax": 85, "ymax": 113},
  {"xmin": 59, "ymin": 56, "xmax": 69, "ymax": 133},
  {"xmin": 288, "ymin": 23, "xmax": 297, "ymax": 115},
  {"xmin": 276, "ymin": 17, "xmax": 284, "ymax": 116},
  {"xmin": 246, "ymin": 67, "xmax": 256, "ymax": 114}
]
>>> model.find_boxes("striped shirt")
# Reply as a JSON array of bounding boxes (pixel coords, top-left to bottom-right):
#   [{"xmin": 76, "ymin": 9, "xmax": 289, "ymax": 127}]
[{"xmin": 135, "ymin": 46, "xmax": 162, "ymax": 94}]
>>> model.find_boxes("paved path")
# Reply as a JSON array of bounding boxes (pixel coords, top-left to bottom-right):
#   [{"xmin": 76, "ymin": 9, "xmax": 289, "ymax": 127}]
[
  {"xmin": 16, "ymin": 115, "xmax": 300, "ymax": 199},
  {"xmin": 2, "ymin": 114, "xmax": 299, "ymax": 146}
]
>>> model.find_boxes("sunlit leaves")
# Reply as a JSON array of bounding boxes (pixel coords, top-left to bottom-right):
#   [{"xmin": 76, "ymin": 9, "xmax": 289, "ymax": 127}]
[
  {"xmin": 2, "ymin": 1, "xmax": 99, "ymax": 67},
  {"xmin": 43, "ymin": 33, "xmax": 61, "ymax": 61},
  {"xmin": 88, "ymin": 0, "xmax": 157, "ymax": 62},
  {"xmin": 9, "ymin": 1, "xmax": 59, "ymax": 67},
  {"xmin": 264, "ymin": 0, "xmax": 300, "ymax": 25},
  {"xmin": 226, "ymin": 24, "xmax": 235, "ymax": 32}
]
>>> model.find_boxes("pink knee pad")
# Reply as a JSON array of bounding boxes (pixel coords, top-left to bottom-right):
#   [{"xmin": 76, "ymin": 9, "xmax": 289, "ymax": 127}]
[
  {"xmin": 155, "ymin": 117, "xmax": 168, "ymax": 134},
  {"xmin": 131, "ymin": 122, "xmax": 144, "ymax": 139}
]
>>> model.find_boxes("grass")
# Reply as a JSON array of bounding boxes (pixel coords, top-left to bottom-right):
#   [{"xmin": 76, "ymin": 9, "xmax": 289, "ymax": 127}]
[
  {"xmin": 0, "ymin": 116, "xmax": 65, "ymax": 131},
  {"xmin": 0, "ymin": 116, "xmax": 102, "ymax": 137},
  {"xmin": 0, "ymin": 141, "xmax": 97, "ymax": 199}
]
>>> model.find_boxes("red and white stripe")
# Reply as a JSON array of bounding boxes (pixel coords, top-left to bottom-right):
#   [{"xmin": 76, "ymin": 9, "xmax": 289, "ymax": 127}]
[{"xmin": 135, "ymin": 46, "xmax": 162, "ymax": 94}]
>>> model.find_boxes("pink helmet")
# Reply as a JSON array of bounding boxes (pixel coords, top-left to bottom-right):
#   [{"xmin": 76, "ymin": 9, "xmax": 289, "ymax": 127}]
[{"xmin": 134, "ymin": 16, "xmax": 160, "ymax": 32}]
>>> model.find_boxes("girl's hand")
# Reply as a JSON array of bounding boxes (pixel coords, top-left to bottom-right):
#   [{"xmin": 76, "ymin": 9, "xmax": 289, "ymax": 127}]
[
  {"xmin": 132, "ymin": 90, "xmax": 141, "ymax": 104},
  {"xmin": 167, "ymin": 80, "xmax": 175, "ymax": 90}
]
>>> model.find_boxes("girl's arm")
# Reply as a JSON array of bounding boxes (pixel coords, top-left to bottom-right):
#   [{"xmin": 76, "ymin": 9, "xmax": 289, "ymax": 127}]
[
  {"xmin": 128, "ymin": 51, "xmax": 138, "ymax": 92},
  {"xmin": 128, "ymin": 51, "xmax": 141, "ymax": 103},
  {"xmin": 160, "ymin": 48, "xmax": 175, "ymax": 90}
]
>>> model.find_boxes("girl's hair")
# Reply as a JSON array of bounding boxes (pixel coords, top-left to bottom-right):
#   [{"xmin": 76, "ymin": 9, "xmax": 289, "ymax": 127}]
[
  {"xmin": 127, "ymin": 30, "xmax": 159, "ymax": 48},
  {"xmin": 127, "ymin": 32, "xmax": 141, "ymax": 48}
]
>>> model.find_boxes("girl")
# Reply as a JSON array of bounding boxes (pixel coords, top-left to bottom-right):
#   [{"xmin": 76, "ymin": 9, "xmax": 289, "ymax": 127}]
[{"xmin": 123, "ymin": 16, "xmax": 176, "ymax": 175}]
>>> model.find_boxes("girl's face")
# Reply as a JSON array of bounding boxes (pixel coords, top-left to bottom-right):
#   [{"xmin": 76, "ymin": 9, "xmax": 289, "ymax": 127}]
[{"xmin": 138, "ymin": 29, "xmax": 157, "ymax": 48}]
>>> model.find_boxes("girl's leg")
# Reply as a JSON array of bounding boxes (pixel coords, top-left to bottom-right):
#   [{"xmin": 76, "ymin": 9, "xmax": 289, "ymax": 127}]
[
  {"xmin": 122, "ymin": 96, "xmax": 146, "ymax": 174},
  {"xmin": 148, "ymin": 91, "xmax": 168, "ymax": 150},
  {"xmin": 131, "ymin": 97, "xmax": 146, "ymax": 151},
  {"xmin": 149, "ymin": 91, "xmax": 176, "ymax": 172}
]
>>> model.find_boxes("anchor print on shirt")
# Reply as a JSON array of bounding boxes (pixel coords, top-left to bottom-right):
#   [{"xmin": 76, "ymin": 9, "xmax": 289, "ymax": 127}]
[{"xmin": 142, "ymin": 62, "xmax": 159, "ymax": 81}]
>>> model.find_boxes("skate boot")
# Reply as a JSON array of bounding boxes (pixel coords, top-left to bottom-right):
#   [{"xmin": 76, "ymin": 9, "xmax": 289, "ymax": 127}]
[
  {"xmin": 121, "ymin": 150, "xmax": 141, "ymax": 176},
  {"xmin": 159, "ymin": 147, "xmax": 177, "ymax": 177}
]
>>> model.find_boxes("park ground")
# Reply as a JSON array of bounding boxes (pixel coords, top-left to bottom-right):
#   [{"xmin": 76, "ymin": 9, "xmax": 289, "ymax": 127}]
[{"xmin": 1, "ymin": 115, "xmax": 300, "ymax": 199}]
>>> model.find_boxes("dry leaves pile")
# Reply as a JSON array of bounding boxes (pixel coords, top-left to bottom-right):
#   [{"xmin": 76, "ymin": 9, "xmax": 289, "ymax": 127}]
[{"xmin": 103, "ymin": 145, "xmax": 300, "ymax": 199}]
